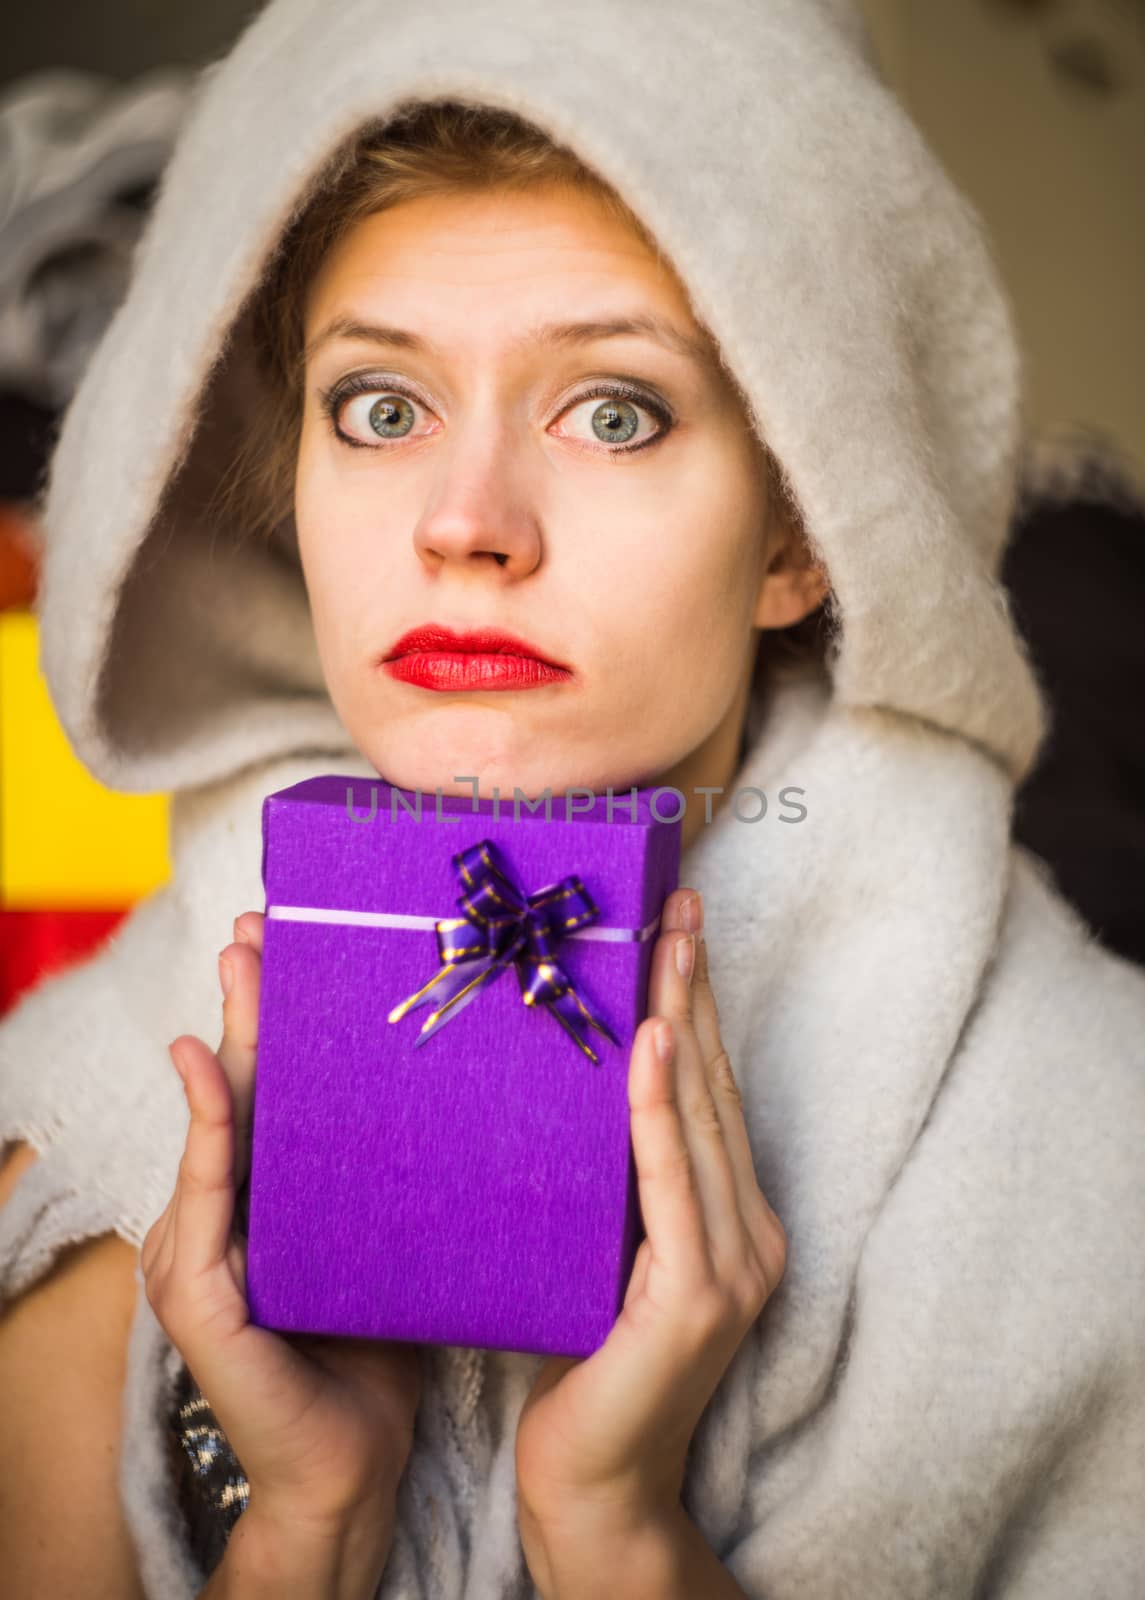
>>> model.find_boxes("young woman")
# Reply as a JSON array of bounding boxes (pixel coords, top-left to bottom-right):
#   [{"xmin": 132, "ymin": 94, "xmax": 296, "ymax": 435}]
[{"xmin": 2, "ymin": 2, "xmax": 1143, "ymax": 1597}]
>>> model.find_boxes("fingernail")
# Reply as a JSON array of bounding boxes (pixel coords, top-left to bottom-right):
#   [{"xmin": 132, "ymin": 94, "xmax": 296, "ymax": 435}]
[
  {"xmin": 218, "ymin": 952, "xmax": 235, "ymax": 997},
  {"xmin": 169, "ymin": 1042, "xmax": 187, "ymax": 1080},
  {"xmin": 681, "ymin": 892, "xmax": 703, "ymax": 934},
  {"xmin": 675, "ymin": 933, "xmax": 695, "ymax": 984},
  {"xmin": 655, "ymin": 1020, "xmax": 674, "ymax": 1062},
  {"xmin": 235, "ymin": 916, "xmax": 251, "ymax": 944}
]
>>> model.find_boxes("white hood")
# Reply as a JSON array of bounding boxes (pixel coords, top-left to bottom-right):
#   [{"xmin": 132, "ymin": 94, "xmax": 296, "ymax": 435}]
[{"xmin": 35, "ymin": 0, "xmax": 1045, "ymax": 795}]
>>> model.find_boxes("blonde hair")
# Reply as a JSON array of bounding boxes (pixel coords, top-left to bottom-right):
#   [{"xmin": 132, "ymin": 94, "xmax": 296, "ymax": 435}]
[{"xmin": 215, "ymin": 98, "xmax": 831, "ymax": 676}]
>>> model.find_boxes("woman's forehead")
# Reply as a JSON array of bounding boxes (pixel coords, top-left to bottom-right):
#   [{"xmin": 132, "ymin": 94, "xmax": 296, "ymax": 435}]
[{"xmin": 301, "ymin": 186, "xmax": 714, "ymax": 362}]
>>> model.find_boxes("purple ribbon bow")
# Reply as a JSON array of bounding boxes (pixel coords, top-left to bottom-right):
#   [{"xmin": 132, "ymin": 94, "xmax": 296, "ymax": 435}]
[{"xmin": 386, "ymin": 839, "xmax": 621, "ymax": 1063}]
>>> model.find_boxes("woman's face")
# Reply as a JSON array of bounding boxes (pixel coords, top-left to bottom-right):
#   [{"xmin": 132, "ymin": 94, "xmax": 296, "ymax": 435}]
[{"xmin": 296, "ymin": 180, "xmax": 807, "ymax": 804}]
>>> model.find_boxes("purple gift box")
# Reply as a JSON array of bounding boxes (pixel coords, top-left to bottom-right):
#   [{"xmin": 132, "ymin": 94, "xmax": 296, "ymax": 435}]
[{"xmin": 246, "ymin": 776, "xmax": 682, "ymax": 1358}]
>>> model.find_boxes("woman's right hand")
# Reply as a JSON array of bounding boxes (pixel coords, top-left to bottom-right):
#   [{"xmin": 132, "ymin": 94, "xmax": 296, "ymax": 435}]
[{"xmin": 140, "ymin": 911, "xmax": 423, "ymax": 1573}]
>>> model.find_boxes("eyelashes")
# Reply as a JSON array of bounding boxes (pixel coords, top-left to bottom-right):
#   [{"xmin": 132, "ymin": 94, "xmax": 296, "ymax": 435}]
[{"xmin": 316, "ymin": 372, "xmax": 675, "ymax": 456}]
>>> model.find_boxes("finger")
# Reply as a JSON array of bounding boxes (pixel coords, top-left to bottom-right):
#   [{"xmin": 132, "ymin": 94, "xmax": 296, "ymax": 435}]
[
  {"xmin": 225, "ymin": 1233, "xmax": 249, "ymax": 1301},
  {"xmin": 233, "ymin": 910, "xmax": 265, "ymax": 954},
  {"xmin": 627, "ymin": 1015, "xmax": 710, "ymax": 1287},
  {"xmin": 676, "ymin": 892, "xmax": 721, "ymax": 1069},
  {"xmin": 168, "ymin": 1033, "xmax": 240, "ymax": 1275},
  {"xmin": 148, "ymin": 1040, "xmax": 199, "ymax": 1284},
  {"xmin": 690, "ymin": 922, "xmax": 781, "ymax": 1259},
  {"xmin": 149, "ymin": 1178, "xmax": 179, "ymax": 1286},
  {"xmin": 216, "ymin": 938, "xmax": 261, "ymax": 1192},
  {"xmin": 141, "ymin": 1069, "xmax": 182, "ymax": 1277},
  {"xmin": 646, "ymin": 887, "xmax": 699, "ymax": 1032},
  {"xmin": 140, "ymin": 1192, "xmax": 174, "ymax": 1279},
  {"xmin": 621, "ymin": 1237, "xmax": 651, "ymax": 1312},
  {"xmin": 658, "ymin": 886, "xmax": 700, "ymax": 941},
  {"xmin": 662, "ymin": 891, "xmax": 783, "ymax": 1277},
  {"xmin": 647, "ymin": 913, "xmax": 747, "ymax": 1275}
]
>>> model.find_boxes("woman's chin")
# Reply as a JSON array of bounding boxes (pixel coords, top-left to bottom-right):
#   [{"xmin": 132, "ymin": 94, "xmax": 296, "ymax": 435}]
[
  {"xmin": 358, "ymin": 725, "xmax": 655, "ymax": 800},
  {"xmin": 361, "ymin": 747, "xmax": 561, "ymax": 799},
  {"xmin": 365, "ymin": 758, "xmax": 653, "ymax": 804}
]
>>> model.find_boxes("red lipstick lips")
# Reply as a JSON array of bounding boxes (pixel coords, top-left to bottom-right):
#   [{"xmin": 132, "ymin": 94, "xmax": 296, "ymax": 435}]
[{"xmin": 380, "ymin": 623, "xmax": 573, "ymax": 692}]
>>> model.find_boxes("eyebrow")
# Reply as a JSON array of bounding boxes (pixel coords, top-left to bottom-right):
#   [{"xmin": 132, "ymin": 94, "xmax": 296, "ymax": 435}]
[{"xmin": 302, "ymin": 311, "xmax": 719, "ymax": 371}]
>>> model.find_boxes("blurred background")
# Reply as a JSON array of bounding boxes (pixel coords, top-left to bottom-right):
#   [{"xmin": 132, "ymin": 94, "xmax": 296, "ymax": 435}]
[{"xmin": 1, "ymin": 0, "xmax": 1143, "ymax": 1015}]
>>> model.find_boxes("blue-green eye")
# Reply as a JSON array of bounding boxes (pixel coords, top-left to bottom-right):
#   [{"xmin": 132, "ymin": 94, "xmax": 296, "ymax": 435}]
[
  {"xmin": 366, "ymin": 395, "xmax": 416, "ymax": 439},
  {"xmin": 319, "ymin": 373, "xmax": 672, "ymax": 454},
  {"xmin": 557, "ymin": 387, "xmax": 670, "ymax": 452},
  {"xmin": 590, "ymin": 398, "xmax": 638, "ymax": 445},
  {"xmin": 319, "ymin": 377, "xmax": 427, "ymax": 448}
]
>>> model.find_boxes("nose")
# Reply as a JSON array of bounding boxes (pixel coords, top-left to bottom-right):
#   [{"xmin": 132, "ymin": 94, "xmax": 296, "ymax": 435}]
[{"xmin": 412, "ymin": 427, "xmax": 542, "ymax": 579}]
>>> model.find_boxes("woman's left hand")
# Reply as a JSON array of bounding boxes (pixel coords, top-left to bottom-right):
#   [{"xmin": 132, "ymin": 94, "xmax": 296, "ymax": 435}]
[{"xmin": 514, "ymin": 885, "xmax": 788, "ymax": 1554}]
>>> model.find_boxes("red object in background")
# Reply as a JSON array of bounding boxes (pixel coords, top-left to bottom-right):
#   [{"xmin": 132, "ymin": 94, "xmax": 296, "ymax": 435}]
[
  {"xmin": 1, "ymin": 502, "xmax": 131, "ymax": 1014},
  {"xmin": 0, "ymin": 505, "xmax": 139, "ymax": 1016},
  {"xmin": 0, "ymin": 503, "xmax": 40, "ymax": 610},
  {"xmin": 0, "ymin": 908, "xmax": 129, "ymax": 1016}
]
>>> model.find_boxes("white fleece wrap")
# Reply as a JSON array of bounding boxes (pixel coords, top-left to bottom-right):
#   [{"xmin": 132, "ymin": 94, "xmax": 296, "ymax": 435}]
[
  {"xmin": 35, "ymin": 0, "xmax": 1045, "ymax": 794},
  {"xmin": 3, "ymin": 0, "xmax": 1144, "ymax": 1596}
]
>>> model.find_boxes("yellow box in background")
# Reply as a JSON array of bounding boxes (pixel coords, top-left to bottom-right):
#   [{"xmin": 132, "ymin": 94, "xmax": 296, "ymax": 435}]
[{"xmin": 1, "ymin": 611, "xmax": 170, "ymax": 906}]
